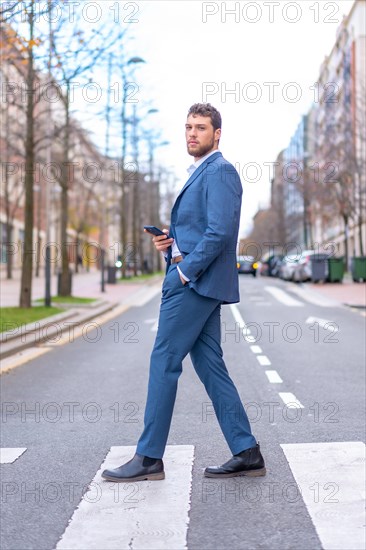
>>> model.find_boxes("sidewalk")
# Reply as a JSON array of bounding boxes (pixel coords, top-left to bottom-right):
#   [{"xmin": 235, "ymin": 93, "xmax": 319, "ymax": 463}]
[
  {"xmin": 0, "ymin": 268, "xmax": 164, "ymax": 308},
  {"xmin": 1, "ymin": 268, "xmax": 164, "ymax": 365},
  {"xmin": 309, "ymin": 273, "xmax": 366, "ymax": 308}
]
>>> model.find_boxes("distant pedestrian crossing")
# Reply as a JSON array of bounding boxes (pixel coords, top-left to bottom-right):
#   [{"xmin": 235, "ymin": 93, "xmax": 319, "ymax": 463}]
[{"xmin": 264, "ymin": 285, "xmax": 341, "ymax": 307}]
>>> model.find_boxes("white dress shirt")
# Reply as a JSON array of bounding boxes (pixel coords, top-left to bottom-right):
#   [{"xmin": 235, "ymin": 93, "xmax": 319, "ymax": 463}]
[{"xmin": 171, "ymin": 149, "xmax": 219, "ymax": 282}]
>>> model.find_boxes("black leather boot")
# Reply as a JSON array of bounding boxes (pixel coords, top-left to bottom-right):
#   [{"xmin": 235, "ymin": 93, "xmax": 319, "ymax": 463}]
[
  {"xmin": 102, "ymin": 453, "xmax": 165, "ymax": 482},
  {"xmin": 204, "ymin": 443, "xmax": 266, "ymax": 478}
]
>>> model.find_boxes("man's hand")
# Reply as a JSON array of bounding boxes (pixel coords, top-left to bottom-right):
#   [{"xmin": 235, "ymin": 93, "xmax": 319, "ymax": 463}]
[{"xmin": 144, "ymin": 228, "xmax": 173, "ymax": 252}]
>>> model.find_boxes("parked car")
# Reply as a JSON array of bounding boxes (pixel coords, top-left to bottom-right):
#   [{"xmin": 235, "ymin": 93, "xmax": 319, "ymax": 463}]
[
  {"xmin": 279, "ymin": 255, "xmax": 299, "ymax": 280},
  {"xmin": 292, "ymin": 250, "xmax": 316, "ymax": 282},
  {"xmin": 237, "ymin": 256, "xmax": 258, "ymax": 277},
  {"xmin": 266, "ymin": 255, "xmax": 284, "ymax": 277},
  {"xmin": 259, "ymin": 250, "xmax": 284, "ymax": 277}
]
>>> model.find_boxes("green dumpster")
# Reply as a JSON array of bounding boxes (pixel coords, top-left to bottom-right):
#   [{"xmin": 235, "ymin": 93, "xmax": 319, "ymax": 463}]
[
  {"xmin": 351, "ymin": 257, "xmax": 366, "ymax": 282},
  {"xmin": 327, "ymin": 257, "xmax": 344, "ymax": 282}
]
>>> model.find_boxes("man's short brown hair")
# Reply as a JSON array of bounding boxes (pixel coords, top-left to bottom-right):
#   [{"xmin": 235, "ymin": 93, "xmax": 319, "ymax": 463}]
[{"xmin": 187, "ymin": 103, "xmax": 222, "ymax": 131}]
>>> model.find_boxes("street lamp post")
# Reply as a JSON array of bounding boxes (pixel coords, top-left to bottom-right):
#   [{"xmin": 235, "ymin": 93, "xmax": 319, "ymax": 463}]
[
  {"xmin": 119, "ymin": 56, "xmax": 145, "ymax": 278},
  {"xmin": 144, "ymin": 127, "xmax": 169, "ymax": 272}
]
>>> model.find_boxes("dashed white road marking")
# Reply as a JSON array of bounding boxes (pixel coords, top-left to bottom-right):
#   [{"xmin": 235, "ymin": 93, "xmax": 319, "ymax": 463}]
[
  {"xmin": 265, "ymin": 370, "xmax": 283, "ymax": 383},
  {"xmin": 56, "ymin": 445, "xmax": 194, "ymax": 550},
  {"xmin": 281, "ymin": 441, "xmax": 366, "ymax": 550},
  {"xmin": 0, "ymin": 448, "xmax": 27, "ymax": 464},
  {"xmin": 279, "ymin": 392, "xmax": 304, "ymax": 408},
  {"xmin": 144, "ymin": 318, "xmax": 158, "ymax": 331},
  {"xmin": 257, "ymin": 355, "xmax": 271, "ymax": 366},
  {"xmin": 265, "ymin": 286, "xmax": 304, "ymax": 307},
  {"xmin": 250, "ymin": 345, "xmax": 262, "ymax": 354},
  {"xmin": 230, "ymin": 304, "xmax": 246, "ymax": 329},
  {"xmin": 229, "ymin": 304, "xmax": 257, "ymax": 342},
  {"xmin": 306, "ymin": 316, "xmax": 337, "ymax": 330}
]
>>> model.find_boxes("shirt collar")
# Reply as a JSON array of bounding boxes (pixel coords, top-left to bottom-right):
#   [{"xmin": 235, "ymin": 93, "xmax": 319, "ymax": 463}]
[{"xmin": 187, "ymin": 149, "xmax": 219, "ymax": 176}]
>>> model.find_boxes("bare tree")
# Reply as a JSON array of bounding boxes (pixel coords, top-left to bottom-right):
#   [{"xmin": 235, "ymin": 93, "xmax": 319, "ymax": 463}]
[
  {"xmin": 0, "ymin": 69, "xmax": 25, "ymax": 280},
  {"xmin": 49, "ymin": 11, "xmax": 125, "ymax": 295},
  {"xmin": 0, "ymin": 1, "xmax": 48, "ymax": 307}
]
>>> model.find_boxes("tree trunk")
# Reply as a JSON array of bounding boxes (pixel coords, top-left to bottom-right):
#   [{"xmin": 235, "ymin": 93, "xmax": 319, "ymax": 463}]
[
  {"xmin": 4, "ymin": 76, "xmax": 14, "ymax": 280},
  {"xmin": 19, "ymin": 2, "xmax": 35, "ymax": 308},
  {"xmin": 35, "ymin": 183, "xmax": 42, "ymax": 277},
  {"xmin": 59, "ymin": 85, "xmax": 71, "ymax": 296}
]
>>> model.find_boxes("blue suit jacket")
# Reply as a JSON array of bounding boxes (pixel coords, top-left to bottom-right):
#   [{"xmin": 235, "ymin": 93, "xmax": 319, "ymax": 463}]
[{"xmin": 168, "ymin": 151, "xmax": 242, "ymax": 304}]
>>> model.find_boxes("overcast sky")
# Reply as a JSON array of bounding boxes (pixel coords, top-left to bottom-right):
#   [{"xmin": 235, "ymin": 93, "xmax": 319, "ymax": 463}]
[{"xmin": 70, "ymin": 0, "xmax": 354, "ymax": 237}]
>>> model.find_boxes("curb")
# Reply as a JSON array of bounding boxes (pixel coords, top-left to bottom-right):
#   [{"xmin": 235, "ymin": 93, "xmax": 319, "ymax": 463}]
[
  {"xmin": 1, "ymin": 310, "xmax": 78, "ymax": 344},
  {"xmin": 0, "ymin": 301, "xmax": 118, "ymax": 361}
]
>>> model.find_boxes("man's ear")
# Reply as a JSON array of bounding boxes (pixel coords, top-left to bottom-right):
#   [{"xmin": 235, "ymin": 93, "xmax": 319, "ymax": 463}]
[{"xmin": 215, "ymin": 128, "xmax": 221, "ymax": 143}]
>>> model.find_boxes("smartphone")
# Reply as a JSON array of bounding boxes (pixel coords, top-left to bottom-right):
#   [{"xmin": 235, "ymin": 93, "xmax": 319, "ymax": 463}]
[{"xmin": 143, "ymin": 225, "xmax": 167, "ymax": 237}]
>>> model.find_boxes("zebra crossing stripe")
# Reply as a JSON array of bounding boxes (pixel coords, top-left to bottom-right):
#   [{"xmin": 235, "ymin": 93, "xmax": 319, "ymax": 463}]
[
  {"xmin": 0, "ymin": 448, "xmax": 27, "ymax": 464},
  {"xmin": 281, "ymin": 441, "xmax": 366, "ymax": 550},
  {"xmin": 265, "ymin": 286, "xmax": 304, "ymax": 307},
  {"xmin": 56, "ymin": 445, "xmax": 194, "ymax": 550}
]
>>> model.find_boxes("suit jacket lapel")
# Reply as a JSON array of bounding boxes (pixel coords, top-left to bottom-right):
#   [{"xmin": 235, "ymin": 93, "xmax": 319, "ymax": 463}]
[{"xmin": 173, "ymin": 151, "xmax": 222, "ymax": 208}]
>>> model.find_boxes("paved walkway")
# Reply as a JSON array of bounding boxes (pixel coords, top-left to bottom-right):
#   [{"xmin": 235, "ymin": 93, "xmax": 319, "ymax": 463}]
[
  {"xmin": 0, "ymin": 268, "xmax": 164, "ymax": 307},
  {"xmin": 309, "ymin": 274, "xmax": 366, "ymax": 308}
]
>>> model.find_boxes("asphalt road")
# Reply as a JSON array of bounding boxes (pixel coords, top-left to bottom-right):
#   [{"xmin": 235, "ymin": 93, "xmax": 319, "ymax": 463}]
[{"xmin": 1, "ymin": 275, "xmax": 365, "ymax": 550}]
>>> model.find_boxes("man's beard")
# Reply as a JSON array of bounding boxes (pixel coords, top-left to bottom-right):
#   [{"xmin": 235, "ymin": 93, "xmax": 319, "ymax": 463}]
[{"xmin": 187, "ymin": 137, "xmax": 215, "ymax": 158}]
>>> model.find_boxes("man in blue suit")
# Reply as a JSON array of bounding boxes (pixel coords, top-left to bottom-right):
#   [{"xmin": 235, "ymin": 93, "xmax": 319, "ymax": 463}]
[{"xmin": 102, "ymin": 103, "xmax": 265, "ymax": 482}]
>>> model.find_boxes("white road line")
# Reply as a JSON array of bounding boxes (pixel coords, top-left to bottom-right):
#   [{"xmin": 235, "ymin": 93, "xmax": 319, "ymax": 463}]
[
  {"xmin": 281, "ymin": 441, "xmax": 366, "ymax": 550},
  {"xmin": 265, "ymin": 370, "xmax": 283, "ymax": 383},
  {"xmin": 0, "ymin": 448, "xmax": 27, "ymax": 464},
  {"xmin": 250, "ymin": 345, "xmax": 262, "ymax": 354},
  {"xmin": 306, "ymin": 316, "xmax": 337, "ymax": 330},
  {"xmin": 56, "ymin": 445, "xmax": 194, "ymax": 550},
  {"xmin": 288, "ymin": 285, "xmax": 340, "ymax": 307},
  {"xmin": 257, "ymin": 355, "xmax": 271, "ymax": 366},
  {"xmin": 265, "ymin": 286, "xmax": 304, "ymax": 307},
  {"xmin": 279, "ymin": 392, "xmax": 304, "ymax": 408},
  {"xmin": 144, "ymin": 318, "xmax": 159, "ymax": 331},
  {"xmin": 229, "ymin": 304, "xmax": 256, "ymax": 342},
  {"xmin": 229, "ymin": 304, "xmax": 246, "ymax": 329}
]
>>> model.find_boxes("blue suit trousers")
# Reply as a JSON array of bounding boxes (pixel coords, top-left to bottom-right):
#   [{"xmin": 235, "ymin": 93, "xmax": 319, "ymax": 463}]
[{"xmin": 136, "ymin": 264, "xmax": 257, "ymax": 458}]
